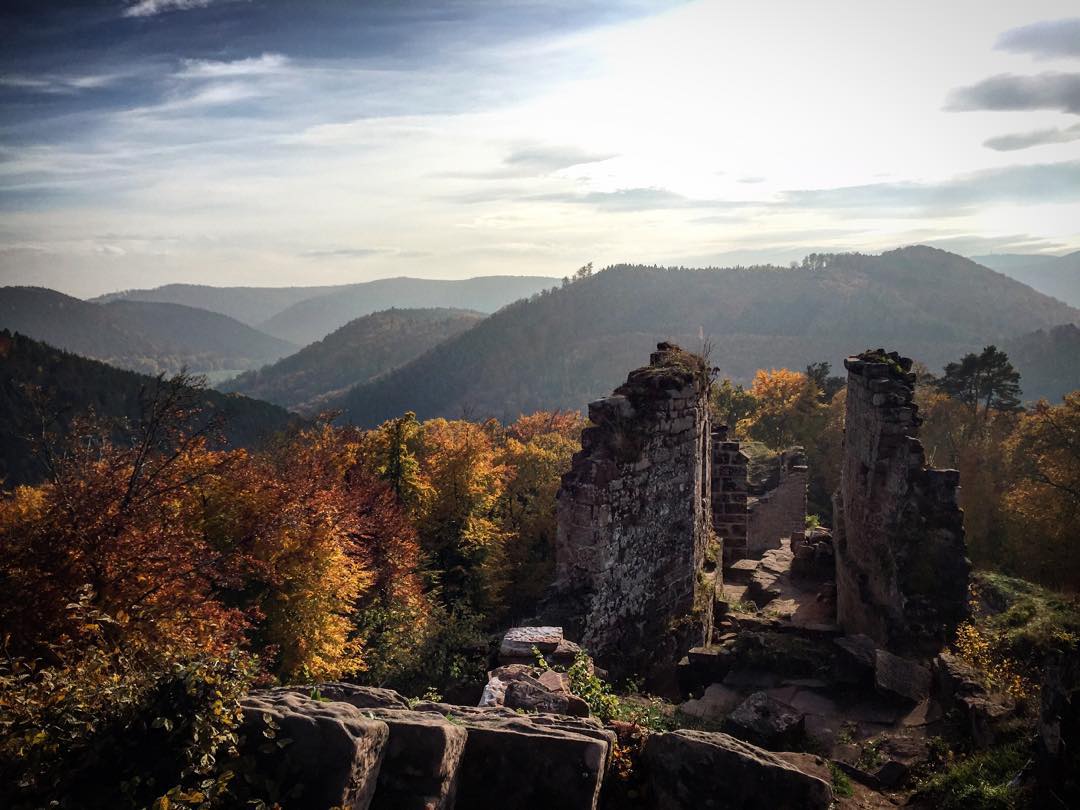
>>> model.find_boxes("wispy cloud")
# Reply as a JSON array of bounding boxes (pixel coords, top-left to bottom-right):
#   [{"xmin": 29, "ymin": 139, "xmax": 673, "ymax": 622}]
[
  {"xmin": 784, "ymin": 161, "xmax": 1080, "ymax": 213},
  {"xmin": 528, "ymin": 187, "xmax": 749, "ymax": 212},
  {"xmin": 123, "ymin": 0, "xmax": 220, "ymax": 18},
  {"xmin": 503, "ymin": 144, "xmax": 616, "ymax": 173},
  {"xmin": 177, "ymin": 53, "xmax": 290, "ymax": 80},
  {"xmin": 984, "ymin": 122, "xmax": 1080, "ymax": 151},
  {"xmin": 946, "ymin": 72, "xmax": 1080, "ymax": 114},
  {"xmin": 996, "ymin": 17, "xmax": 1080, "ymax": 60}
]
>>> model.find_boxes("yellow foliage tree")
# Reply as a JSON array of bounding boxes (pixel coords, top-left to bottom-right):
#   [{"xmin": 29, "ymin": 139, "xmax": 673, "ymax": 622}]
[
  {"xmin": 739, "ymin": 368, "xmax": 825, "ymax": 449},
  {"xmin": 1003, "ymin": 393, "xmax": 1080, "ymax": 588}
]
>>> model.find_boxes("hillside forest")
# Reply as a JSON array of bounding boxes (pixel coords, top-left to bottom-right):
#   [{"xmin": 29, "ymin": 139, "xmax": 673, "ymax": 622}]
[{"xmin": 2, "ymin": 319, "xmax": 1077, "ymax": 806}]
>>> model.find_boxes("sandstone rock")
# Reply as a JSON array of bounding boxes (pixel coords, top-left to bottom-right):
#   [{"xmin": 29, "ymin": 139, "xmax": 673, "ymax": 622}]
[
  {"xmin": 727, "ymin": 558, "xmax": 760, "ymax": 584},
  {"xmin": 499, "ymin": 626, "xmax": 563, "ymax": 659},
  {"xmin": 874, "ymin": 649, "xmax": 931, "ymax": 703},
  {"xmin": 367, "ymin": 710, "xmax": 467, "ymax": 810},
  {"xmin": 504, "ymin": 679, "xmax": 590, "ymax": 717},
  {"xmin": 679, "ymin": 683, "xmax": 743, "ymax": 722},
  {"xmin": 724, "ymin": 690, "xmax": 805, "ymax": 750},
  {"xmin": 272, "ymin": 682, "xmax": 409, "ymax": 710},
  {"xmin": 452, "ymin": 715, "xmax": 611, "ymax": 810},
  {"xmin": 643, "ymin": 729, "xmax": 832, "ymax": 809},
  {"xmin": 239, "ymin": 691, "xmax": 389, "ymax": 810},
  {"xmin": 834, "ymin": 634, "xmax": 878, "ymax": 671}
]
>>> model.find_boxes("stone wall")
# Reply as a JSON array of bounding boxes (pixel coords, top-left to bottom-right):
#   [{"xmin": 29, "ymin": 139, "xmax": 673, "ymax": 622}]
[
  {"xmin": 711, "ymin": 425, "xmax": 749, "ymax": 565},
  {"xmin": 833, "ymin": 349, "xmax": 968, "ymax": 653},
  {"xmin": 746, "ymin": 451, "xmax": 807, "ymax": 557},
  {"xmin": 550, "ymin": 343, "xmax": 713, "ymax": 683}
]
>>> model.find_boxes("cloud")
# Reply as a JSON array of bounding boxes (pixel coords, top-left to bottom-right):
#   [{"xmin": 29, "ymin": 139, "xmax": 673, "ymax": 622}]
[
  {"xmin": 0, "ymin": 72, "xmax": 122, "ymax": 94},
  {"xmin": 984, "ymin": 122, "xmax": 1080, "ymax": 151},
  {"xmin": 785, "ymin": 161, "xmax": 1080, "ymax": 212},
  {"xmin": 300, "ymin": 247, "xmax": 399, "ymax": 259},
  {"xmin": 946, "ymin": 72, "xmax": 1080, "ymax": 114},
  {"xmin": 177, "ymin": 54, "xmax": 290, "ymax": 80},
  {"xmin": 123, "ymin": 0, "xmax": 219, "ymax": 18},
  {"xmin": 528, "ymin": 187, "xmax": 750, "ymax": 212},
  {"xmin": 996, "ymin": 17, "xmax": 1080, "ymax": 60},
  {"xmin": 503, "ymin": 144, "xmax": 616, "ymax": 172}
]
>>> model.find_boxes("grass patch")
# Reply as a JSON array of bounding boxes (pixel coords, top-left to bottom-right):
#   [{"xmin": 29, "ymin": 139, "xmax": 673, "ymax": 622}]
[
  {"xmin": 916, "ymin": 739, "xmax": 1030, "ymax": 810},
  {"xmin": 828, "ymin": 762, "xmax": 854, "ymax": 798},
  {"xmin": 973, "ymin": 572, "xmax": 1080, "ymax": 663}
]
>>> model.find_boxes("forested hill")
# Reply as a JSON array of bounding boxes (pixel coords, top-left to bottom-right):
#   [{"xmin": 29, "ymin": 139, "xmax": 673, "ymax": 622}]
[
  {"xmin": 221, "ymin": 308, "xmax": 484, "ymax": 413},
  {"xmin": 256, "ymin": 275, "xmax": 560, "ymax": 345},
  {"xmin": 337, "ymin": 247, "xmax": 1080, "ymax": 426},
  {"xmin": 973, "ymin": 251, "xmax": 1080, "ymax": 308},
  {"xmin": 98, "ymin": 275, "xmax": 560, "ymax": 342},
  {"xmin": 0, "ymin": 331, "xmax": 297, "ymax": 487},
  {"xmin": 0, "ymin": 287, "xmax": 295, "ymax": 375},
  {"xmin": 1003, "ymin": 324, "xmax": 1080, "ymax": 403}
]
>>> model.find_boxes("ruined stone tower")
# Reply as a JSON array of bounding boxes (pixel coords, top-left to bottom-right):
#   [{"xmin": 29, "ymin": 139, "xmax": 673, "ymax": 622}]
[
  {"xmin": 833, "ymin": 349, "xmax": 969, "ymax": 652},
  {"xmin": 549, "ymin": 343, "xmax": 714, "ymax": 683}
]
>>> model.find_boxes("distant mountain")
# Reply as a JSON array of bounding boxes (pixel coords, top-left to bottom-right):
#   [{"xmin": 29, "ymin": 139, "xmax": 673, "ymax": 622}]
[
  {"xmin": 97, "ymin": 276, "xmax": 560, "ymax": 340},
  {"xmin": 255, "ymin": 276, "xmax": 560, "ymax": 345},
  {"xmin": 0, "ymin": 330, "xmax": 296, "ymax": 487},
  {"xmin": 973, "ymin": 251, "xmax": 1080, "ymax": 307},
  {"xmin": 334, "ymin": 247, "xmax": 1080, "ymax": 426},
  {"xmin": 96, "ymin": 283, "xmax": 352, "ymax": 326},
  {"xmin": 1003, "ymin": 324, "xmax": 1080, "ymax": 403},
  {"xmin": 0, "ymin": 287, "xmax": 295, "ymax": 375},
  {"xmin": 221, "ymin": 308, "xmax": 484, "ymax": 413}
]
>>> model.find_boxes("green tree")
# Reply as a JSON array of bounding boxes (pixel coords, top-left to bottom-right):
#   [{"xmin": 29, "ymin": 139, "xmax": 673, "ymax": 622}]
[
  {"xmin": 710, "ymin": 378, "xmax": 757, "ymax": 432},
  {"xmin": 938, "ymin": 346, "xmax": 1022, "ymax": 424}
]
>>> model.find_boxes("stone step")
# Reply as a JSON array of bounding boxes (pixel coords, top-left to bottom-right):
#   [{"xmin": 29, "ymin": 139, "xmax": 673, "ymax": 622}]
[{"xmin": 725, "ymin": 557, "xmax": 760, "ymax": 584}]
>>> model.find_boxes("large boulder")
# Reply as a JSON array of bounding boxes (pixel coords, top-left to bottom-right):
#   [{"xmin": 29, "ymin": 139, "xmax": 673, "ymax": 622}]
[
  {"xmin": 874, "ymin": 649, "xmax": 932, "ymax": 703},
  {"xmin": 366, "ymin": 710, "xmax": 467, "ymax": 810},
  {"xmin": 272, "ymin": 682, "xmax": 409, "ymax": 710},
  {"xmin": 239, "ymin": 691, "xmax": 389, "ymax": 810},
  {"xmin": 724, "ymin": 691, "xmax": 805, "ymax": 750},
  {"xmin": 643, "ymin": 729, "xmax": 833, "ymax": 810},
  {"xmin": 504, "ymin": 679, "xmax": 590, "ymax": 717}
]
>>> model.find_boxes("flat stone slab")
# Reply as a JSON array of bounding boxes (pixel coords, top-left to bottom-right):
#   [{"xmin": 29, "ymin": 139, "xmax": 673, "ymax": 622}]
[
  {"xmin": 644, "ymin": 729, "xmax": 832, "ymax": 809},
  {"xmin": 875, "ymin": 649, "xmax": 932, "ymax": 703},
  {"xmin": 680, "ymin": 683, "xmax": 743, "ymax": 722},
  {"xmin": 726, "ymin": 558, "xmax": 760, "ymax": 583},
  {"xmin": 500, "ymin": 626, "xmax": 564, "ymax": 658},
  {"xmin": 724, "ymin": 691, "xmax": 805, "ymax": 750}
]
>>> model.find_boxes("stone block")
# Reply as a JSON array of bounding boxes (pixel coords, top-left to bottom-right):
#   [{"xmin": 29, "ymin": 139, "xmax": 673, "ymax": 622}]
[
  {"xmin": 724, "ymin": 691, "xmax": 805, "ymax": 750},
  {"xmin": 240, "ymin": 691, "xmax": 388, "ymax": 810},
  {"xmin": 367, "ymin": 710, "xmax": 467, "ymax": 810},
  {"xmin": 874, "ymin": 649, "xmax": 932, "ymax": 703},
  {"xmin": 644, "ymin": 729, "xmax": 832, "ymax": 809}
]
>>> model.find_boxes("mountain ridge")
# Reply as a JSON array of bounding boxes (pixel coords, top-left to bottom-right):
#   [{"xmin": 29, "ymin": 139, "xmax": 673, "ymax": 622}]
[{"xmin": 334, "ymin": 247, "xmax": 1080, "ymax": 426}]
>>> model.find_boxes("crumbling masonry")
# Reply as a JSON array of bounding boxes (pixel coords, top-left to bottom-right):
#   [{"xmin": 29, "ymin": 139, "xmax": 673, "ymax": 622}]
[
  {"xmin": 549, "ymin": 343, "xmax": 714, "ymax": 682},
  {"xmin": 549, "ymin": 344, "xmax": 968, "ymax": 683},
  {"xmin": 833, "ymin": 350, "xmax": 969, "ymax": 652}
]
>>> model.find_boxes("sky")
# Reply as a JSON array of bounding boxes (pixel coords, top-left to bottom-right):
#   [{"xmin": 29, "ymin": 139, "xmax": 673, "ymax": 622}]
[{"xmin": 1, "ymin": 0, "xmax": 1079, "ymax": 298}]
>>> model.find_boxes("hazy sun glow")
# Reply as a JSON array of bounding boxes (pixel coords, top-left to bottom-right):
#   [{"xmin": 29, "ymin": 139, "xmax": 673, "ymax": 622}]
[{"xmin": 1, "ymin": 0, "xmax": 1079, "ymax": 296}]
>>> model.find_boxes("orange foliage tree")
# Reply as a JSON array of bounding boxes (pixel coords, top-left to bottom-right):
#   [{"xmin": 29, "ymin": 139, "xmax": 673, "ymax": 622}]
[{"xmin": 739, "ymin": 368, "xmax": 825, "ymax": 449}]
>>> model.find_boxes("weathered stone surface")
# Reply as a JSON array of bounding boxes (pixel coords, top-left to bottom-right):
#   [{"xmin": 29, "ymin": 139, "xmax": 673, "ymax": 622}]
[
  {"xmin": 643, "ymin": 729, "xmax": 833, "ymax": 810},
  {"xmin": 366, "ymin": 710, "xmax": 467, "ymax": 810},
  {"xmin": 874, "ymin": 649, "xmax": 931, "ymax": 703},
  {"xmin": 547, "ymin": 343, "xmax": 714, "ymax": 684},
  {"xmin": 239, "ymin": 691, "xmax": 389, "ymax": 810},
  {"xmin": 680, "ymin": 682, "xmax": 743, "ymax": 722},
  {"xmin": 724, "ymin": 690, "xmax": 806, "ymax": 750},
  {"xmin": 712, "ymin": 425, "xmax": 750, "ymax": 564},
  {"xmin": 726, "ymin": 557, "xmax": 760, "ymax": 584},
  {"xmin": 746, "ymin": 545, "xmax": 793, "ymax": 607},
  {"xmin": 834, "ymin": 349, "xmax": 969, "ymax": 652},
  {"xmin": 452, "ymin": 715, "xmax": 611, "ymax": 810},
  {"xmin": 746, "ymin": 450, "xmax": 807, "ymax": 558},
  {"xmin": 499, "ymin": 626, "xmax": 564, "ymax": 658},
  {"xmin": 834, "ymin": 634, "xmax": 878, "ymax": 671},
  {"xmin": 504, "ymin": 679, "xmax": 590, "ymax": 717},
  {"xmin": 273, "ymin": 682, "xmax": 409, "ymax": 710}
]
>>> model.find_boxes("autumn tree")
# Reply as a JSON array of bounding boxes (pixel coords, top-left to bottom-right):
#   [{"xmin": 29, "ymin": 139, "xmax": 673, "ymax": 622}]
[
  {"xmin": 1003, "ymin": 393, "xmax": 1080, "ymax": 587},
  {"xmin": 710, "ymin": 378, "xmax": 757, "ymax": 432},
  {"xmin": 739, "ymin": 368, "xmax": 825, "ymax": 449},
  {"xmin": 495, "ymin": 411, "xmax": 585, "ymax": 618}
]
